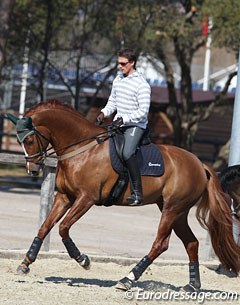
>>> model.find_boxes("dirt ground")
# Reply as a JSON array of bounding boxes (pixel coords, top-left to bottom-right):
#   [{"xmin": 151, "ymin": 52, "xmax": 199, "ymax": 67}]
[
  {"xmin": 0, "ymin": 255, "xmax": 239, "ymax": 305},
  {"xmin": 0, "ymin": 185, "xmax": 239, "ymax": 305}
]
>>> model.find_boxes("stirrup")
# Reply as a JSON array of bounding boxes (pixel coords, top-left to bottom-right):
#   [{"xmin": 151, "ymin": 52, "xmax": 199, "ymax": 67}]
[{"xmin": 127, "ymin": 193, "xmax": 143, "ymax": 206}]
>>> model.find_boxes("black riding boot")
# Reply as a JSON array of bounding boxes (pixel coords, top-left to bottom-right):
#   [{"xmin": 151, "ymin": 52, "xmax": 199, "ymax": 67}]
[{"xmin": 126, "ymin": 155, "xmax": 143, "ymax": 205}]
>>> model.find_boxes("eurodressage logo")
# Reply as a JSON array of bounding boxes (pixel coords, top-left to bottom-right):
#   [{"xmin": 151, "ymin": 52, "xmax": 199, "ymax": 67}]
[
  {"xmin": 148, "ymin": 162, "xmax": 161, "ymax": 167},
  {"xmin": 124, "ymin": 289, "xmax": 239, "ymax": 303}
]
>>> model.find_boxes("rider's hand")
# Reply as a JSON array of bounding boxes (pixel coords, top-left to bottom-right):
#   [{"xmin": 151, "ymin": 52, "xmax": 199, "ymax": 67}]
[
  {"xmin": 112, "ymin": 117, "xmax": 123, "ymax": 128},
  {"xmin": 96, "ymin": 112, "xmax": 104, "ymax": 125}
]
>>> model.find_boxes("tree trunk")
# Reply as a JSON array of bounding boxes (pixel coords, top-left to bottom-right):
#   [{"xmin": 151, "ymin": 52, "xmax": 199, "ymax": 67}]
[
  {"xmin": 174, "ymin": 37, "xmax": 194, "ymax": 150},
  {"xmin": 0, "ymin": 0, "xmax": 15, "ymax": 73}
]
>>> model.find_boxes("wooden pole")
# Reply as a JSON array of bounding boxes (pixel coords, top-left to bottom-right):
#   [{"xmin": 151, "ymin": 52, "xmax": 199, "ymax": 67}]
[
  {"xmin": 228, "ymin": 50, "xmax": 240, "ymax": 246},
  {"xmin": 38, "ymin": 165, "xmax": 56, "ymax": 251},
  {"xmin": 0, "ymin": 116, "xmax": 3, "ymax": 151}
]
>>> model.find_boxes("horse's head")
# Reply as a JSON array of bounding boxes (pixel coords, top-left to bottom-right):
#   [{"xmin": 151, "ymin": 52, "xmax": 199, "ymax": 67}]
[
  {"xmin": 218, "ymin": 165, "xmax": 240, "ymax": 221},
  {"xmin": 6, "ymin": 114, "xmax": 51, "ymax": 176},
  {"xmin": 232, "ymin": 199, "xmax": 240, "ymax": 220},
  {"xmin": 17, "ymin": 117, "xmax": 51, "ymax": 176},
  {"xmin": 5, "ymin": 100, "xmax": 103, "ymax": 175}
]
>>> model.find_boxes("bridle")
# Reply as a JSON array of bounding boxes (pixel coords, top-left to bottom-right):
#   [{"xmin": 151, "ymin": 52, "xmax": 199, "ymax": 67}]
[
  {"xmin": 231, "ymin": 199, "xmax": 240, "ymax": 220},
  {"xmin": 4, "ymin": 113, "xmax": 122, "ymax": 165},
  {"xmin": 19, "ymin": 127, "xmax": 52, "ymax": 163},
  {"xmin": 18, "ymin": 123, "xmax": 113, "ymax": 164}
]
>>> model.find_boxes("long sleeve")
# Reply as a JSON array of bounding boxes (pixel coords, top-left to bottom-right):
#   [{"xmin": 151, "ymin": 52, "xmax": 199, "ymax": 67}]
[
  {"xmin": 101, "ymin": 71, "xmax": 151, "ymax": 129},
  {"xmin": 101, "ymin": 83, "xmax": 117, "ymax": 117}
]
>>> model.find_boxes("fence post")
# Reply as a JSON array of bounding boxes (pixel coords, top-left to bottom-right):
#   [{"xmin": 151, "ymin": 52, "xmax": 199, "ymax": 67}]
[
  {"xmin": 0, "ymin": 116, "xmax": 3, "ymax": 151},
  {"xmin": 38, "ymin": 165, "xmax": 56, "ymax": 251}
]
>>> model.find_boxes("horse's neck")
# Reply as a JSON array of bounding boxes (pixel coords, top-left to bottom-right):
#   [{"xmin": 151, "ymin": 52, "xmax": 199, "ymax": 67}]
[{"xmin": 33, "ymin": 110, "xmax": 101, "ymax": 149}]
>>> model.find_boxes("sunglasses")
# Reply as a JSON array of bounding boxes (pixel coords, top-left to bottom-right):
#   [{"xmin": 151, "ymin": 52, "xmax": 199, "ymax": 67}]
[{"xmin": 118, "ymin": 61, "xmax": 129, "ymax": 66}]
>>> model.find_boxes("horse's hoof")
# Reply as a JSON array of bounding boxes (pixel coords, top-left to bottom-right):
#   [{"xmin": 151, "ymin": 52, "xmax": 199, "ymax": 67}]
[
  {"xmin": 16, "ymin": 264, "xmax": 30, "ymax": 275},
  {"xmin": 115, "ymin": 277, "xmax": 133, "ymax": 291},
  {"xmin": 77, "ymin": 254, "xmax": 90, "ymax": 270},
  {"xmin": 181, "ymin": 284, "xmax": 199, "ymax": 292},
  {"xmin": 82, "ymin": 257, "xmax": 90, "ymax": 270},
  {"xmin": 215, "ymin": 264, "xmax": 238, "ymax": 278}
]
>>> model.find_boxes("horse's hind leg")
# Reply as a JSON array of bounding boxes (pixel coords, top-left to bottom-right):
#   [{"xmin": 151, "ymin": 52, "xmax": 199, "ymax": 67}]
[
  {"xmin": 173, "ymin": 212, "xmax": 201, "ymax": 291},
  {"xmin": 116, "ymin": 209, "xmax": 174, "ymax": 290},
  {"xmin": 17, "ymin": 192, "xmax": 70, "ymax": 274}
]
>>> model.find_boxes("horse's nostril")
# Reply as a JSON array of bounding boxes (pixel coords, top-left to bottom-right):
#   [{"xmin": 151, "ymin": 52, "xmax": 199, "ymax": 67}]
[{"xmin": 30, "ymin": 171, "xmax": 39, "ymax": 177}]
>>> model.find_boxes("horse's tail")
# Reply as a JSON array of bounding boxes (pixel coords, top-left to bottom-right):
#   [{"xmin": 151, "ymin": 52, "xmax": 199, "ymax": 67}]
[{"xmin": 196, "ymin": 163, "xmax": 240, "ymax": 274}]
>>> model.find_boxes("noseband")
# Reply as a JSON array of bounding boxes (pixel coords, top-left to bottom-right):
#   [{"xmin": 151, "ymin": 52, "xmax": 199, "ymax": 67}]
[{"xmin": 18, "ymin": 127, "xmax": 51, "ymax": 163}]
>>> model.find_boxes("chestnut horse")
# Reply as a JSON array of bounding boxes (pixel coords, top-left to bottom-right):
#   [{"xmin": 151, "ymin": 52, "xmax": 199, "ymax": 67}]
[
  {"xmin": 6, "ymin": 100, "xmax": 240, "ymax": 291},
  {"xmin": 218, "ymin": 165, "xmax": 240, "ymax": 245},
  {"xmin": 219, "ymin": 164, "xmax": 240, "ymax": 220}
]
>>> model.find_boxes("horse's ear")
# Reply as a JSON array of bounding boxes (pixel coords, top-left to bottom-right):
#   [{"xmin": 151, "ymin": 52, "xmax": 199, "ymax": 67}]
[
  {"xmin": 5, "ymin": 113, "xmax": 19, "ymax": 125},
  {"xmin": 16, "ymin": 117, "xmax": 33, "ymax": 130}
]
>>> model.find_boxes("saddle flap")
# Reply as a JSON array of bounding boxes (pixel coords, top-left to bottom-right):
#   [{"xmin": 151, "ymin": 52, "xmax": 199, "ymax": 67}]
[{"xmin": 109, "ymin": 137, "xmax": 164, "ymax": 177}]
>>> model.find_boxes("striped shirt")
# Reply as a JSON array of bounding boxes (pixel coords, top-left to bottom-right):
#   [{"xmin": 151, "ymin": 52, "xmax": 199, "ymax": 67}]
[{"xmin": 101, "ymin": 70, "xmax": 151, "ymax": 129}]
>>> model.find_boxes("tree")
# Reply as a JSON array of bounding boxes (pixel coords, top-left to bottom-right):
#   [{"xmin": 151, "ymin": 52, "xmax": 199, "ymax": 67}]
[
  {"xmin": 0, "ymin": 0, "xmax": 15, "ymax": 73},
  {"xmin": 6, "ymin": 0, "xmax": 159, "ymax": 113},
  {"xmin": 133, "ymin": 1, "xmax": 237, "ymax": 150},
  {"xmin": 7, "ymin": 0, "xmax": 125, "ymax": 111},
  {"xmin": 8, "ymin": 0, "xmax": 80, "ymax": 102},
  {"xmin": 203, "ymin": 0, "xmax": 240, "ymax": 55},
  {"xmin": 3, "ymin": 0, "xmax": 240, "ymax": 154}
]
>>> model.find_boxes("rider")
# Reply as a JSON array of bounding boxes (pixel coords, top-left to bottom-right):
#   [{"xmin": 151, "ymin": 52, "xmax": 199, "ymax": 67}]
[{"xmin": 97, "ymin": 48, "xmax": 151, "ymax": 205}]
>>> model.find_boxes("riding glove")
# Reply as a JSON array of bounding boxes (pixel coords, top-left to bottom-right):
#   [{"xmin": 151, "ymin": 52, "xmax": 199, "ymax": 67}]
[
  {"xmin": 96, "ymin": 112, "xmax": 104, "ymax": 125},
  {"xmin": 112, "ymin": 117, "xmax": 123, "ymax": 128}
]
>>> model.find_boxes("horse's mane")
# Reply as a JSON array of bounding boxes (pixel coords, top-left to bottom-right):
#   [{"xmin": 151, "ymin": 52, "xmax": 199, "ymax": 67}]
[{"xmin": 25, "ymin": 99, "xmax": 83, "ymax": 117}]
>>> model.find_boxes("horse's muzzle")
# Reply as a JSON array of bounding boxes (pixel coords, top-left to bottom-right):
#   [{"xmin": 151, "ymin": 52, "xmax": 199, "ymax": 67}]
[{"xmin": 26, "ymin": 161, "xmax": 43, "ymax": 176}]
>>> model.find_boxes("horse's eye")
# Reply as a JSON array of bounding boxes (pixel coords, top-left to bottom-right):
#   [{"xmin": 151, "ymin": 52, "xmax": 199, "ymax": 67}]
[{"xmin": 27, "ymin": 139, "xmax": 34, "ymax": 146}]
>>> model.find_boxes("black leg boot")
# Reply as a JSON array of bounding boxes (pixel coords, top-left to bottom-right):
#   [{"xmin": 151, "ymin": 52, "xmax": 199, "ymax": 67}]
[{"xmin": 125, "ymin": 155, "xmax": 143, "ymax": 205}]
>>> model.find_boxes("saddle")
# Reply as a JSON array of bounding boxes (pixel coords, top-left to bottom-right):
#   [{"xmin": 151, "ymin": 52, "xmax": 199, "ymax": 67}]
[{"xmin": 97, "ymin": 128, "xmax": 164, "ymax": 207}]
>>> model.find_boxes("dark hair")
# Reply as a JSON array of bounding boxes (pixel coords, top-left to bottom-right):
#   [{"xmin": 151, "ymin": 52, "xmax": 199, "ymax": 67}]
[{"xmin": 118, "ymin": 48, "xmax": 137, "ymax": 68}]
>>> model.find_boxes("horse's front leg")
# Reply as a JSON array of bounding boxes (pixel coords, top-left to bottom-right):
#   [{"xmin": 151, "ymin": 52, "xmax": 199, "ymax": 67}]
[
  {"xmin": 17, "ymin": 192, "xmax": 70, "ymax": 274},
  {"xmin": 59, "ymin": 193, "xmax": 94, "ymax": 270}
]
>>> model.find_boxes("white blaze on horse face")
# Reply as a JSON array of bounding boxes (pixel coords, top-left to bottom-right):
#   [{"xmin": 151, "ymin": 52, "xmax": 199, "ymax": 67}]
[{"xmin": 21, "ymin": 143, "xmax": 31, "ymax": 174}]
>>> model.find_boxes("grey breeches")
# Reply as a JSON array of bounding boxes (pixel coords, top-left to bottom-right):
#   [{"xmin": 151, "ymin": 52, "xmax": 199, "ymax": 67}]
[{"xmin": 122, "ymin": 126, "xmax": 145, "ymax": 161}]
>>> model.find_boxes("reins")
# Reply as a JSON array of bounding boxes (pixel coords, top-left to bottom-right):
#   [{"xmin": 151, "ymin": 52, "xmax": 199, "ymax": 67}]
[
  {"xmin": 49, "ymin": 128, "xmax": 111, "ymax": 156},
  {"xmin": 55, "ymin": 122, "xmax": 124, "ymax": 161},
  {"xmin": 23, "ymin": 122, "xmax": 116, "ymax": 163}
]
